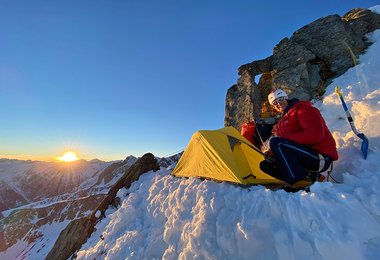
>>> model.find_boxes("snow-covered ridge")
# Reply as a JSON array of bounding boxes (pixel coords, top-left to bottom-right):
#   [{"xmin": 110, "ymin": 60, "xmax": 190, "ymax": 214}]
[
  {"xmin": 0, "ymin": 153, "xmax": 175, "ymax": 258},
  {"xmin": 75, "ymin": 28, "xmax": 380, "ymax": 259}
]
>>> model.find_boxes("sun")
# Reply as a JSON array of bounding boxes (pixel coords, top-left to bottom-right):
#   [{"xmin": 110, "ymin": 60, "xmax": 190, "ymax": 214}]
[{"xmin": 57, "ymin": 151, "xmax": 79, "ymax": 162}]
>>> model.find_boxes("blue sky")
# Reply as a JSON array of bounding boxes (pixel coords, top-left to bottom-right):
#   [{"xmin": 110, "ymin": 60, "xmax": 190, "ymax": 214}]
[{"xmin": 0, "ymin": 0, "xmax": 378, "ymax": 161}]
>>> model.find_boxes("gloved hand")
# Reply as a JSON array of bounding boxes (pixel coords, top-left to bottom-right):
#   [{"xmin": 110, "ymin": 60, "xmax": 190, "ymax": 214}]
[
  {"xmin": 261, "ymin": 135, "xmax": 276, "ymax": 154},
  {"xmin": 260, "ymin": 139, "xmax": 270, "ymax": 154}
]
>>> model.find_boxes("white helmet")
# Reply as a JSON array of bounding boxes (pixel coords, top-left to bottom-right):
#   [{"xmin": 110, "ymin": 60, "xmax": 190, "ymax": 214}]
[{"xmin": 268, "ymin": 89, "xmax": 288, "ymax": 105}]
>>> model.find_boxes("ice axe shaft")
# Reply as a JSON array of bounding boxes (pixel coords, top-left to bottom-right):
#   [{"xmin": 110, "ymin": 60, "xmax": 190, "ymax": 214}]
[{"xmin": 335, "ymin": 86, "xmax": 369, "ymax": 159}]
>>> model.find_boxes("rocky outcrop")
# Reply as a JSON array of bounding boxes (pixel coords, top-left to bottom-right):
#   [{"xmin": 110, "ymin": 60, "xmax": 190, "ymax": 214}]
[
  {"xmin": 225, "ymin": 71, "xmax": 262, "ymax": 131},
  {"xmin": 46, "ymin": 153, "xmax": 160, "ymax": 260},
  {"xmin": 225, "ymin": 8, "xmax": 380, "ymax": 130}
]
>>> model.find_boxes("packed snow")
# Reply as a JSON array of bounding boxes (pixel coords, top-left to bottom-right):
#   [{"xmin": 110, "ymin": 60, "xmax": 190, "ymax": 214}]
[{"xmin": 75, "ymin": 9, "xmax": 380, "ymax": 260}]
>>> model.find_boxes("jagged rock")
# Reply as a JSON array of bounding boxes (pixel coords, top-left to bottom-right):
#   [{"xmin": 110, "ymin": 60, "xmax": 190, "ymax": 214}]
[
  {"xmin": 238, "ymin": 56, "xmax": 273, "ymax": 77},
  {"xmin": 289, "ymin": 14, "xmax": 364, "ymax": 76},
  {"xmin": 46, "ymin": 153, "xmax": 159, "ymax": 260},
  {"xmin": 224, "ymin": 71, "xmax": 261, "ymax": 130},
  {"xmin": 226, "ymin": 8, "xmax": 380, "ymax": 130},
  {"xmin": 343, "ymin": 8, "xmax": 380, "ymax": 48}
]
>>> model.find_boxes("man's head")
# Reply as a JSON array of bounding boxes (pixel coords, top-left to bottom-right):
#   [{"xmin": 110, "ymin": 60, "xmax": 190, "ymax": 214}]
[{"xmin": 268, "ymin": 89, "xmax": 288, "ymax": 112}]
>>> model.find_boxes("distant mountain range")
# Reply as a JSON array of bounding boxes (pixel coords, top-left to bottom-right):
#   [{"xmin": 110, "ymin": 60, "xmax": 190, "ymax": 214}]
[
  {"xmin": 0, "ymin": 158, "xmax": 115, "ymax": 213},
  {"xmin": 0, "ymin": 154, "xmax": 180, "ymax": 258}
]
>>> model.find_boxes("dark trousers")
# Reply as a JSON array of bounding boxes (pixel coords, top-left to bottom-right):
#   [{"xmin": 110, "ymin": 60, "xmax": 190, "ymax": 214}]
[{"xmin": 265, "ymin": 137, "xmax": 332, "ymax": 184}]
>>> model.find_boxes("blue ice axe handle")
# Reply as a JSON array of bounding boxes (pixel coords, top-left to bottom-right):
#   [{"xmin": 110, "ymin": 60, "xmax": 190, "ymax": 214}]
[{"xmin": 335, "ymin": 86, "xmax": 369, "ymax": 159}]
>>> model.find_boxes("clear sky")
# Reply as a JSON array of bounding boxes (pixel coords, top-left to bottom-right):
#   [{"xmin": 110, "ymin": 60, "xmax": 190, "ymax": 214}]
[{"xmin": 0, "ymin": 0, "xmax": 378, "ymax": 161}]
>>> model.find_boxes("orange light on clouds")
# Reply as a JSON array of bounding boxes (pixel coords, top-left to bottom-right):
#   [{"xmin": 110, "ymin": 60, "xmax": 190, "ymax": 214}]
[{"xmin": 56, "ymin": 151, "xmax": 79, "ymax": 162}]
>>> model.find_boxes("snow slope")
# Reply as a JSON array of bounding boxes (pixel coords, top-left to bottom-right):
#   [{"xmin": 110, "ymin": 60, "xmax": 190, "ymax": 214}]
[{"xmin": 75, "ymin": 9, "xmax": 380, "ymax": 260}]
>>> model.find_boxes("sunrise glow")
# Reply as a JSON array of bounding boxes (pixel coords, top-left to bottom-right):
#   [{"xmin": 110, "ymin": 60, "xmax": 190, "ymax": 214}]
[{"xmin": 57, "ymin": 151, "xmax": 79, "ymax": 162}]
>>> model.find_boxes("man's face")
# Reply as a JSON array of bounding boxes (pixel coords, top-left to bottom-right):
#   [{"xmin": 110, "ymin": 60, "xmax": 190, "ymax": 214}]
[{"xmin": 272, "ymin": 97, "xmax": 287, "ymax": 112}]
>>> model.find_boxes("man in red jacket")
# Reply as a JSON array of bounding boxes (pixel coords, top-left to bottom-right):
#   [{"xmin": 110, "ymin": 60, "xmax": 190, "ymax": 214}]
[{"xmin": 260, "ymin": 89, "xmax": 338, "ymax": 184}]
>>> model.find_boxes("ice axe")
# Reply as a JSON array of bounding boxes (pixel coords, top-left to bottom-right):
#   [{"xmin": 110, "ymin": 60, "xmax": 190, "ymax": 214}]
[{"xmin": 335, "ymin": 86, "xmax": 369, "ymax": 159}]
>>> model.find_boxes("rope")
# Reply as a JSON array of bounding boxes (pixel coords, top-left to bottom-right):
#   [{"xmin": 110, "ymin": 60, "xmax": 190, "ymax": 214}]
[
  {"xmin": 163, "ymin": 149, "xmax": 184, "ymax": 158},
  {"xmin": 251, "ymin": 119, "xmax": 269, "ymax": 151},
  {"xmin": 323, "ymin": 163, "xmax": 343, "ymax": 184},
  {"xmin": 327, "ymin": 164, "xmax": 342, "ymax": 183}
]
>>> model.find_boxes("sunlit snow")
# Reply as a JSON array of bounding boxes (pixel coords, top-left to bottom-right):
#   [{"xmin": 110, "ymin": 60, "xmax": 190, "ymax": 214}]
[{"xmin": 75, "ymin": 7, "xmax": 380, "ymax": 260}]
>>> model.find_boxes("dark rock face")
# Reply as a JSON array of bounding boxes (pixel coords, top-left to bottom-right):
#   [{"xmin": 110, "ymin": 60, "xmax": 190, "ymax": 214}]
[
  {"xmin": 225, "ymin": 8, "xmax": 380, "ymax": 130},
  {"xmin": 46, "ymin": 153, "xmax": 159, "ymax": 260},
  {"xmin": 224, "ymin": 71, "xmax": 259, "ymax": 132},
  {"xmin": 47, "ymin": 218, "xmax": 90, "ymax": 260}
]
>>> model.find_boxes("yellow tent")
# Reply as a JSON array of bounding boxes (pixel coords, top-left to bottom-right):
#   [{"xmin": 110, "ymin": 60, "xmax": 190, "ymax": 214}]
[{"xmin": 172, "ymin": 126, "xmax": 287, "ymax": 186}]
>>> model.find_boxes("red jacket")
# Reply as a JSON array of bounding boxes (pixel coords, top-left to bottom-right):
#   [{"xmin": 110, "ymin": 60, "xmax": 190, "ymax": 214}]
[{"xmin": 272, "ymin": 100, "xmax": 338, "ymax": 160}]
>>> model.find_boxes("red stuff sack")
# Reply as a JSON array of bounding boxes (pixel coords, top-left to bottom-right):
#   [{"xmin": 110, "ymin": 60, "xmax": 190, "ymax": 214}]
[{"xmin": 241, "ymin": 121, "xmax": 256, "ymax": 145}]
